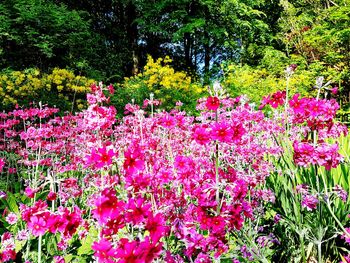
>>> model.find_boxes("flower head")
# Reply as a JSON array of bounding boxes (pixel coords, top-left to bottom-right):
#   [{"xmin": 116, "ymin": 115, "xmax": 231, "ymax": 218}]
[{"xmin": 205, "ymin": 96, "xmax": 220, "ymax": 111}]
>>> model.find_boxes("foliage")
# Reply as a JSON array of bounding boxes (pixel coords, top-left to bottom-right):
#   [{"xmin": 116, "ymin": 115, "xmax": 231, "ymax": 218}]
[
  {"xmin": 0, "ymin": 68, "xmax": 94, "ymax": 112},
  {"xmin": 277, "ymin": 0, "xmax": 350, "ymax": 108},
  {"xmin": 222, "ymin": 63, "xmax": 312, "ymax": 104},
  {"xmin": 112, "ymin": 56, "xmax": 204, "ymax": 116}
]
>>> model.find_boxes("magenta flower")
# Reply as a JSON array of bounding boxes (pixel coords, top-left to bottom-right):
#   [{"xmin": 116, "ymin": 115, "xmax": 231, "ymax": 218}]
[
  {"xmin": 269, "ymin": 91, "xmax": 286, "ymax": 108},
  {"xmin": 24, "ymin": 186, "xmax": 37, "ymax": 198},
  {"xmin": 342, "ymin": 228, "xmax": 350, "ymax": 245},
  {"xmin": 194, "ymin": 253, "xmax": 211, "ymax": 263},
  {"xmin": 205, "ymin": 96, "xmax": 220, "ymax": 111},
  {"xmin": 5, "ymin": 213, "xmax": 18, "ymax": 225},
  {"xmin": 28, "ymin": 215, "xmax": 47, "ymax": 236},
  {"xmin": 125, "ymin": 197, "xmax": 151, "ymax": 225},
  {"xmin": 53, "ymin": 256, "xmax": 65, "ymax": 263},
  {"xmin": 87, "ymin": 146, "xmax": 116, "ymax": 169},
  {"xmin": 208, "ymin": 216, "xmax": 226, "ymax": 234},
  {"xmin": 145, "ymin": 213, "xmax": 169, "ymax": 243},
  {"xmin": 174, "ymin": 155, "xmax": 195, "ymax": 176},
  {"xmin": 211, "ymin": 121, "xmax": 233, "ymax": 143},
  {"xmin": 92, "ymin": 188, "xmax": 120, "ymax": 225},
  {"xmin": 116, "ymin": 238, "xmax": 142, "ymax": 263},
  {"xmin": 192, "ymin": 126, "xmax": 211, "ymax": 145},
  {"xmin": 331, "ymin": 86, "xmax": 338, "ymax": 95},
  {"xmin": 123, "ymin": 146, "xmax": 145, "ymax": 175},
  {"xmin": 0, "ymin": 158, "xmax": 5, "ymax": 172},
  {"xmin": 259, "ymin": 91, "xmax": 285, "ymax": 109},
  {"xmin": 301, "ymin": 194, "xmax": 319, "ymax": 211},
  {"xmin": 160, "ymin": 113, "xmax": 176, "ymax": 128},
  {"xmin": 92, "ymin": 238, "xmax": 117, "ymax": 263}
]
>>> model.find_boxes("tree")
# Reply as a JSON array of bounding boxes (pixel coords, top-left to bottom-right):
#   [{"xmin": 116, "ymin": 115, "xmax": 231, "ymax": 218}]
[{"xmin": 0, "ymin": 0, "xmax": 105, "ymax": 76}]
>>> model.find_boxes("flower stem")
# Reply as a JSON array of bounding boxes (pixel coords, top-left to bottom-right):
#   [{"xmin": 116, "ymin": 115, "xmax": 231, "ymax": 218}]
[
  {"xmin": 215, "ymin": 110, "xmax": 220, "ymax": 215},
  {"xmin": 38, "ymin": 234, "xmax": 42, "ymax": 263}
]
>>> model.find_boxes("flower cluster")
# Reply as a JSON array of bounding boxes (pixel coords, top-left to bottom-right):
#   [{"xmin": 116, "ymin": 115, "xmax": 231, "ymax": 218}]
[{"xmin": 0, "ymin": 83, "xmax": 347, "ymax": 262}]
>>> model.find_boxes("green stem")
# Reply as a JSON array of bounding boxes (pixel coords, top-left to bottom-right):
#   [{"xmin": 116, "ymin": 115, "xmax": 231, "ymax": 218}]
[
  {"xmin": 38, "ymin": 234, "xmax": 42, "ymax": 263},
  {"xmin": 25, "ymin": 238, "xmax": 31, "ymax": 260},
  {"xmin": 215, "ymin": 141, "xmax": 219, "ymax": 215},
  {"xmin": 326, "ymin": 200, "xmax": 348, "ymax": 234},
  {"xmin": 285, "ymin": 76, "xmax": 290, "ymax": 132},
  {"xmin": 317, "ymin": 241, "xmax": 322, "ymax": 263},
  {"xmin": 214, "ymin": 110, "xmax": 220, "ymax": 263},
  {"xmin": 215, "ymin": 110, "xmax": 220, "ymax": 215},
  {"xmin": 300, "ymin": 233, "xmax": 306, "ymax": 263}
]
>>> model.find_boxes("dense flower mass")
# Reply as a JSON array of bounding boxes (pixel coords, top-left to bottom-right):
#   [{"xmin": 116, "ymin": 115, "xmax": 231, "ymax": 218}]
[{"xmin": 0, "ymin": 82, "xmax": 348, "ymax": 262}]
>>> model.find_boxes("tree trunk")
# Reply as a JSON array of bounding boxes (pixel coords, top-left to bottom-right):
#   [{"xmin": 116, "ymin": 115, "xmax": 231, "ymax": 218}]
[
  {"xmin": 204, "ymin": 30, "xmax": 210, "ymax": 77},
  {"xmin": 126, "ymin": 2, "xmax": 139, "ymax": 75},
  {"xmin": 184, "ymin": 32, "xmax": 192, "ymax": 69}
]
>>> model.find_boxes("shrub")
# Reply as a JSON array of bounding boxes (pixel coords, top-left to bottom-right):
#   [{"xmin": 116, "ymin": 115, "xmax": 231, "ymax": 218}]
[
  {"xmin": 112, "ymin": 56, "xmax": 204, "ymax": 116},
  {"xmin": 0, "ymin": 68, "xmax": 95, "ymax": 112}
]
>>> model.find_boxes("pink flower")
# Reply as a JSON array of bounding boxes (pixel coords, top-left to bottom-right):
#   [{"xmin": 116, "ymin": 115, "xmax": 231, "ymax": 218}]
[
  {"xmin": 269, "ymin": 91, "xmax": 286, "ymax": 108},
  {"xmin": 5, "ymin": 213, "xmax": 18, "ymax": 225},
  {"xmin": 24, "ymin": 187, "xmax": 38, "ymax": 198},
  {"xmin": 334, "ymin": 185, "xmax": 348, "ymax": 202},
  {"xmin": 138, "ymin": 236, "xmax": 163, "ymax": 262},
  {"xmin": 331, "ymin": 86, "xmax": 338, "ymax": 95},
  {"xmin": 92, "ymin": 188, "xmax": 120, "ymax": 225},
  {"xmin": 116, "ymin": 239, "xmax": 142, "ymax": 263},
  {"xmin": 260, "ymin": 91, "xmax": 285, "ymax": 109},
  {"xmin": 231, "ymin": 122, "xmax": 245, "ymax": 143},
  {"xmin": 87, "ymin": 146, "xmax": 117, "ymax": 169},
  {"xmin": 174, "ymin": 155, "xmax": 195, "ymax": 176},
  {"xmin": 145, "ymin": 213, "xmax": 169, "ymax": 243},
  {"xmin": 0, "ymin": 158, "xmax": 5, "ymax": 172},
  {"xmin": 125, "ymin": 197, "xmax": 151, "ymax": 225},
  {"xmin": 194, "ymin": 253, "xmax": 211, "ymax": 263},
  {"xmin": 92, "ymin": 238, "xmax": 117, "ymax": 263},
  {"xmin": 47, "ymin": 191, "xmax": 57, "ymax": 201},
  {"xmin": 341, "ymin": 254, "xmax": 350, "ymax": 263},
  {"xmin": 107, "ymin": 84, "xmax": 115, "ymax": 94},
  {"xmin": 123, "ymin": 146, "xmax": 145, "ymax": 175},
  {"xmin": 206, "ymin": 96, "xmax": 220, "ymax": 111},
  {"xmin": 0, "ymin": 249, "xmax": 16, "ymax": 262},
  {"xmin": 208, "ymin": 216, "xmax": 226, "ymax": 234},
  {"xmin": 211, "ymin": 122, "xmax": 233, "ymax": 143},
  {"xmin": 192, "ymin": 126, "xmax": 211, "ymax": 145},
  {"xmin": 28, "ymin": 215, "xmax": 47, "ymax": 236},
  {"xmin": 301, "ymin": 194, "xmax": 319, "ymax": 211},
  {"xmin": 289, "ymin": 94, "xmax": 304, "ymax": 114},
  {"xmin": 341, "ymin": 228, "xmax": 350, "ymax": 245},
  {"xmin": 53, "ymin": 256, "xmax": 65, "ymax": 263},
  {"xmin": 293, "ymin": 141, "xmax": 315, "ymax": 167},
  {"xmin": 160, "ymin": 114, "xmax": 176, "ymax": 128}
]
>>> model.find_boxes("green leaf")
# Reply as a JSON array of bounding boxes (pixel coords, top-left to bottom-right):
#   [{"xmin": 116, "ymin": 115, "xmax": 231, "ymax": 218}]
[
  {"xmin": 64, "ymin": 254, "xmax": 74, "ymax": 262},
  {"xmin": 4, "ymin": 192, "xmax": 19, "ymax": 213},
  {"xmin": 77, "ymin": 235, "xmax": 93, "ymax": 256}
]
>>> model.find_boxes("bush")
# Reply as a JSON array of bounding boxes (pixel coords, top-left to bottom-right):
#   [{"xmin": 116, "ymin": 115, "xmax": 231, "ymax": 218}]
[
  {"xmin": 112, "ymin": 56, "xmax": 204, "ymax": 116},
  {"xmin": 0, "ymin": 68, "xmax": 95, "ymax": 112}
]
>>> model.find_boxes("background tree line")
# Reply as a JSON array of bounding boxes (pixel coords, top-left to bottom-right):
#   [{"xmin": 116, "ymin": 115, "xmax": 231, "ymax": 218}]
[{"xmin": 0, "ymin": 0, "xmax": 349, "ymax": 112}]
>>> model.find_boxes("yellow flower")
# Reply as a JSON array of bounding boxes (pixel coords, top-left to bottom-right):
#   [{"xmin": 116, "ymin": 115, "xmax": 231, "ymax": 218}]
[{"xmin": 57, "ymin": 85, "xmax": 64, "ymax": 92}]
